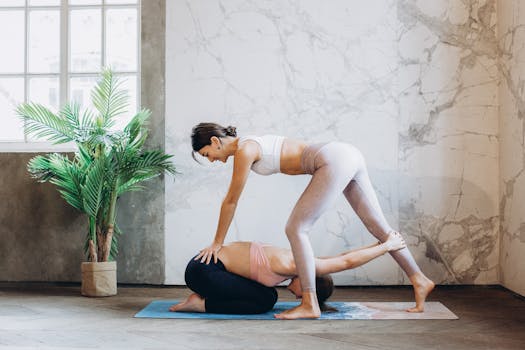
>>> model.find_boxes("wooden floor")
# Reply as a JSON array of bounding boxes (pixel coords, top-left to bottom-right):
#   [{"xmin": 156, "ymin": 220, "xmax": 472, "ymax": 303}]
[{"xmin": 1, "ymin": 283, "xmax": 524, "ymax": 349}]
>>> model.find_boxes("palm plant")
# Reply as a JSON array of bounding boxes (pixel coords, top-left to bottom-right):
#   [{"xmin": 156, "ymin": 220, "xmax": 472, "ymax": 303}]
[{"xmin": 17, "ymin": 69, "xmax": 176, "ymax": 262}]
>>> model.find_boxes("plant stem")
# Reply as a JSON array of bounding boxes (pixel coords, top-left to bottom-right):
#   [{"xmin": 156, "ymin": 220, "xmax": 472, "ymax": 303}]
[
  {"xmin": 88, "ymin": 240, "xmax": 97, "ymax": 262},
  {"xmin": 102, "ymin": 178, "xmax": 119, "ymax": 261},
  {"xmin": 88, "ymin": 216, "xmax": 97, "ymax": 262}
]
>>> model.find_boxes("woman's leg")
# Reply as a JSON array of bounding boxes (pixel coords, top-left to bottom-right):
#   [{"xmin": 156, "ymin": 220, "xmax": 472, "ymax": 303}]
[
  {"xmin": 343, "ymin": 163, "xmax": 420, "ymax": 275},
  {"xmin": 285, "ymin": 166, "xmax": 357, "ymax": 291},
  {"xmin": 181, "ymin": 257, "xmax": 277, "ymax": 314},
  {"xmin": 279, "ymin": 144, "xmax": 362, "ymax": 318},
  {"xmin": 342, "ymin": 147, "xmax": 434, "ymax": 311}
]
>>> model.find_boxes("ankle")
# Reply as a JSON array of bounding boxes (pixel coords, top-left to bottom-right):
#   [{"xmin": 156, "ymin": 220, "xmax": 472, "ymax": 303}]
[
  {"xmin": 301, "ymin": 291, "xmax": 320, "ymax": 309},
  {"xmin": 409, "ymin": 272, "xmax": 431, "ymax": 285}
]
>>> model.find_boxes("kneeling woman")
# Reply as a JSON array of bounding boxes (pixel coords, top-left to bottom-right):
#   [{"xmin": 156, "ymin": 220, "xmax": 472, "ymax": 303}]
[{"xmin": 169, "ymin": 232, "xmax": 405, "ymax": 314}]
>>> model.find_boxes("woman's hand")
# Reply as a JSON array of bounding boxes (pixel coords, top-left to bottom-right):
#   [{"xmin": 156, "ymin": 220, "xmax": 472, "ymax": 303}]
[
  {"xmin": 195, "ymin": 242, "xmax": 223, "ymax": 264},
  {"xmin": 384, "ymin": 232, "xmax": 407, "ymax": 252}
]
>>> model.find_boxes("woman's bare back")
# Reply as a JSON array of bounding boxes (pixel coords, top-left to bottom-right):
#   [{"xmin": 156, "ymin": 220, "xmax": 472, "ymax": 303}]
[
  {"xmin": 279, "ymin": 138, "xmax": 308, "ymax": 175},
  {"xmin": 216, "ymin": 242, "xmax": 252, "ymax": 278},
  {"xmin": 217, "ymin": 242, "xmax": 295, "ymax": 281}
]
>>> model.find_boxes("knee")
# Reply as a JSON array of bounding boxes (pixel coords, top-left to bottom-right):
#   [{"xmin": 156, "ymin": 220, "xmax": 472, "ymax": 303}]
[
  {"xmin": 347, "ymin": 144, "xmax": 364, "ymax": 160},
  {"xmin": 269, "ymin": 288, "xmax": 278, "ymax": 306},
  {"xmin": 285, "ymin": 220, "xmax": 304, "ymax": 240},
  {"xmin": 285, "ymin": 220, "xmax": 313, "ymax": 242},
  {"xmin": 344, "ymin": 144, "xmax": 365, "ymax": 169},
  {"xmin": 285, "ymin": 221, "xmax": 296, "ymax": 239},
  {"xmin": 184, "ymin": 257, "xmax": 207, "ymax": 291}
]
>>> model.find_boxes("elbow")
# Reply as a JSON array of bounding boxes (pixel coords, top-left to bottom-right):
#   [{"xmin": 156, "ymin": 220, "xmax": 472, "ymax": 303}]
[
  {"xmin": 222, "ymin": 198, "xmax": 238, "ymax": 207},
  {"xmin": 344, "ymin": 259, "xmax": 356, "ymax": 270}
]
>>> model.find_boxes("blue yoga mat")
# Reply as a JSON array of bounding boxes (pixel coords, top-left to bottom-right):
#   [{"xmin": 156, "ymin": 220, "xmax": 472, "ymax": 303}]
[{"xmin": 134, "ymin": 300, "xmax": 458, "ymax": 320}]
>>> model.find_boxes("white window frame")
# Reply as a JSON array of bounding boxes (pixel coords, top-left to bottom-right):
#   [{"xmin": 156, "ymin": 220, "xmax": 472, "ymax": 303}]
[{"xmin": 0, "ymin": 0, "xmax": 141, "ymax": 152}]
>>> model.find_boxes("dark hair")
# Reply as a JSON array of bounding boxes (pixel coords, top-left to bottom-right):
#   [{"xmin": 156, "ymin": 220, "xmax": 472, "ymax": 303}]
[
  {"xmin": 315, "ymin": 275, "xmax": 336, "ymax": 312},
  {"xmin": 190, "ymin": 122, "xmax": 237, "ymax": 162},
  {"xmin": 191, "ymin": 122, "xmax": 237, "ymax": 150}
]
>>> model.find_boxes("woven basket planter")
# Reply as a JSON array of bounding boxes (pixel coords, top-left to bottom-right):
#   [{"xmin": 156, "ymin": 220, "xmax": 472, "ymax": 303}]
[{"xmin": 81, "ymin": 261, "xmax": 117, "ymax": 297}]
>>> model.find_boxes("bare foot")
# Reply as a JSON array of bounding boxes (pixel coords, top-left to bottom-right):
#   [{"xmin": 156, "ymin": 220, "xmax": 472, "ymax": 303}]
[
  {"xmin": 407, "ymin": 275, "xmax": 435, "ymax": 313},
  {"xmin": 169, "ymin": 293, "xmax": 205, "ymax": 313},
  {"xmin": 274, "ymin": 292, "xmax": 321, "ymax": 319},
  {"xmin": 274, "ymin": 304, "xmax": 321, "ymax": 319}
]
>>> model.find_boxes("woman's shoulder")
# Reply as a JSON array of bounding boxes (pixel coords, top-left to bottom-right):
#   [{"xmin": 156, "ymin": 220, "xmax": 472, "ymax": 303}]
[
  {"xmin": 236, "ymin": 136, "xmax": 262, "ymax": 157},
  {"xmin": 239, "ymin": 134, "xmax": 285, "ymax": 140},
  {"xmin": 266, "ymin": 246, "xmax": 295, "ymax": 276},
  {"xmin": 239, "ymin": 135, "xmax": 261, "ymax": 144}
]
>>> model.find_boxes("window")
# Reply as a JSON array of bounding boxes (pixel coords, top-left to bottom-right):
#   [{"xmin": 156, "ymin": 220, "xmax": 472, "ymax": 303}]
[{"xmin": 0, "ymin": 0, "xmax": 140, "ymax": 151}]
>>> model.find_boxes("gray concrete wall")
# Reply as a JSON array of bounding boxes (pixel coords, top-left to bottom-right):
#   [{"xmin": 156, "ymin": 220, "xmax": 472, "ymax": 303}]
[
  {"xmin": 0, "ymin": 0, "xmax": 167, "ymax": 284},
  {"xmin": 0, "ymin": 153, "xmax": 85, "ymax": 282},
  {"xmin": 114, "ymin": 0, "xmax": 166, "ymax": 284}
]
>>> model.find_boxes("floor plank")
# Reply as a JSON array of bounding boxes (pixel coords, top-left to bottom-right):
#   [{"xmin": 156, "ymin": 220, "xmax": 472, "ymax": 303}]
[{"xmin": 0, "ymin": 284, "xmax": 524, "ymax": 349}]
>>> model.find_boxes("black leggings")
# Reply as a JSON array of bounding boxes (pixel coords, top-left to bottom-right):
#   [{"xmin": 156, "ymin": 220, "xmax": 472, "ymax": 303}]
[{"xmin": 185, "ymin": 256, "xmax": 278, "ymax": 314}]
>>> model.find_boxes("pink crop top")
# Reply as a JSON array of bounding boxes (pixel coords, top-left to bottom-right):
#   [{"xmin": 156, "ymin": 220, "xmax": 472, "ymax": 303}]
[{"xmin": 249, "ymin": 242, "xmax": 291, "ymax": 287}]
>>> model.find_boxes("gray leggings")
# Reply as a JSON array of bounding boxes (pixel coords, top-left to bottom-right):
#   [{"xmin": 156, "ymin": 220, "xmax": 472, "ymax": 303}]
[{"xmin": 286, "ymin": 142, "xmax": 421, "ymax": 292}]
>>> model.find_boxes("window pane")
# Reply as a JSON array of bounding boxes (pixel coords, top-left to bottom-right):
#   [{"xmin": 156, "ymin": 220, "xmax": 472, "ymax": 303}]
[
  {"xmin": 0, "ymin": 78, "xmax": 25, "ymax": 141},
  {"xmin": 111, "ymin": 74, "xmax": 136, "ymax": 130},
  {"xmin": 70, "ymin": 9, "xmax": 101, "ymax": 72},
  {"xmin": 28, "ymin": 77, "xmax": 60, "ymax": 141},
  {"xmin": 70, "ymin": 75, "xmax": 136, "ymax": 131},
  {"xmin": 106, "ymin": 8, "xmax": 137, "ymax": 71},
  {"xmin": 29, "ymin": 0, "xmax": 60, "ymax": 6},
  {"xmin": 105, "ymin": 0, "xmax": 137, "ymax": 4},
  {"xmin": 69, "ymin": 0, "xmax": 101, "ymax": 5},
  {"xmin": 29, "ymin": 10, "xmax": 60, "ymax": 73},
  {"xmin": 69, "ymin": 76, "xmax": 97, "ymax": 112},
  {"xmin": 0, "ymin": 1, "xmax": 25, "ymax": 6},
  {"xmin": 0, "ymin": 11, "xmax": 24, "ymax": 74},
  {"xmin": 29, "ymin": 77, "xmax": 60, "ymax": 112}
]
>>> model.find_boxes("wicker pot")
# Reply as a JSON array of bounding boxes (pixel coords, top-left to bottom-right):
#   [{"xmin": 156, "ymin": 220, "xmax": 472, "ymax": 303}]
[{"xmin": 81, "ymin": 261, "xmax": 117, "ymax": 297}]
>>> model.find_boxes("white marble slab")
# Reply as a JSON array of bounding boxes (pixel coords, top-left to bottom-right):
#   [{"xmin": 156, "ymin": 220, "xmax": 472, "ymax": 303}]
[
  {"xmin": 498, "ymin": 0, "xmax": 525, "ymax": 297},
  {"xmin": 165, "ymin": 0, "xmax": 501, "ymax": 286}
]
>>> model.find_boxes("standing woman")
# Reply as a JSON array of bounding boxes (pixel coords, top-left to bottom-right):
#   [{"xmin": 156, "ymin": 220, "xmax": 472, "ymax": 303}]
[{"xmin": 191, "ymin": 122, "xmax": 434, "ymax": 319}]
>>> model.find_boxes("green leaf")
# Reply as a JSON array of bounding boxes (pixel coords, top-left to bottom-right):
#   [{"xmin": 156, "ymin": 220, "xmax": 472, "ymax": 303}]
[
  {"xmin": 59, "ymin": 102, "xmax": 81, "ymax": 133},
  {"xmin": 91, "ymin": 68, "xmax": 129, "ymax": 128},
  {"xmin": 81, "ymin": 156, "xmax": 107, "ymax": 217},
  {"xmin": 17, "ymin": 103, "xmax": 74, "ymax": 144},
  {"xmin": 21, "ymin": 68, "xmax": 177, "ymax": 262},
  {"xmin": 27, "ymin": 155, "xmax": 56, "ymax": 182},
  {"xmin": 124, "ymin": 108, "xmax": 151, "ymax": 143},
  {"xmin": 28, "ymin": 153, "xmax": 85, "ymax": 211},
  {"xmin": 108, "ymin": 224, "xmax": 121, "ymax": 261},
  {"xmin": 135, "ymin": 150, "xmax": 176, "ymax": 175}
]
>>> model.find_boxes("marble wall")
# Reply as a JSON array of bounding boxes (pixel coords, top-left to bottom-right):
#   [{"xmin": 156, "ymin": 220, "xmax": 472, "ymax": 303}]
[
  {"xmin": 165, "ymin": 0, "xmax": 500, "ymax": 285},
  {"xmin": 498, "ymin": 1, "xmax": 525, "ymax": 296}
]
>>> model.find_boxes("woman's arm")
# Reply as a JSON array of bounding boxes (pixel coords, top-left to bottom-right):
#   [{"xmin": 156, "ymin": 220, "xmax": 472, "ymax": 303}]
[
  {"xmin": 196, "ymin": 142, "xmax": 259, "ymax": 264},
  {"xmin": 271, "ymin": 234, "xmax": 406, "ymax": 276},
  {"xmin": 316, "ymin": 241, "xmax": 381, "ymax": 259},
  {"xmin": 314, "ymin": 234, "xmax": 406, "ymax": 275}
]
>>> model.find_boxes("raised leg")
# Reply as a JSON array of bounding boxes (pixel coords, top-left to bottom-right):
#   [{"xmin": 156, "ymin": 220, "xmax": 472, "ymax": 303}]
[{"xmin": 342, "ymin": 150, "xmax": 434, "ymax": 311}]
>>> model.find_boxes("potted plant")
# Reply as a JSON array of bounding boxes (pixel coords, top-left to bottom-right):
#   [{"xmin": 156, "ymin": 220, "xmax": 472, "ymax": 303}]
[{"xmin": 17, "ymin": 69, "xmax": 176, "ymax": 296}]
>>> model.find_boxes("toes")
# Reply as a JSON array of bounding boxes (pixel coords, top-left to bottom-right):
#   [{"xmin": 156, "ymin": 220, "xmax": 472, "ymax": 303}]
[{"xmin": 406, "ymin": 307, "xmax": 423, "ymax": 313}]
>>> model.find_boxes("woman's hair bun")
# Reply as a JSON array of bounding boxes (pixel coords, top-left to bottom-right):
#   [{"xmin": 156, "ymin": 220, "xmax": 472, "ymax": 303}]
[{"xmin": 225, "ymin": 126, "xmax": 237, "ymax": 137}]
